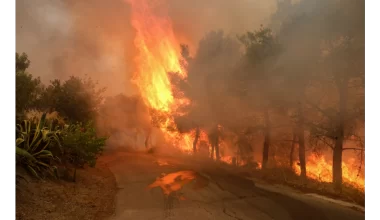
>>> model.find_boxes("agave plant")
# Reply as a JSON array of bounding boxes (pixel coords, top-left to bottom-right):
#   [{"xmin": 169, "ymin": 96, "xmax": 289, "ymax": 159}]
[{"xmin": 16, "ymin": 113, "xmax": 62, "ymax": 178}]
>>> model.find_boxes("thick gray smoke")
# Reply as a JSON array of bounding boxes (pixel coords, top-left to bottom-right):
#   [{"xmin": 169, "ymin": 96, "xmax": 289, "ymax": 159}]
[
  {"xmin": 167, "ymin": 0, "xmax": 277, "ymax": 51},
  {"xmin": 16, "ymin": 0, "xmax": 277, "ymax": 151},
  {"xmin": 16, "ymin": 0, "xmax": 364, "ymax": 166},
  {"xmin": 16, "ymin": 0, "xmax": 137, "ymax": 95},
  {"xmin": 173, "ymin": 0, "xmax": 364, "ymax": 163},
  {"xmin": 16, "ymin": 0, "xmax": 277, "ymax": 95}
]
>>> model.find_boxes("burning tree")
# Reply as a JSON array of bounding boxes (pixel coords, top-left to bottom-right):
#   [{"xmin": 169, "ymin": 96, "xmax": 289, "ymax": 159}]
[
  {"xmin": 268, "ymin": 6, "xmax": 326, "ymax": 180},
  {"xmin": 237, "ymin": 26, "xmax": 283, "ymax": 169},
  {"xmin": 305, "ymin": 34, "xmax": 364, "ymax": 190},
  {"xmin": 315, "ymin": 1, "xmax": 363, "ymax": 191},
  {"xmin": 173, "ymin": 30, "xmax": 243, "ymax": 158},
  {"xmin": 123, "ymin": 0, "xmax": 364, "ymax": 192},
  {"xmin": 271, "ymin": 0, "xmax": 365, "ymax": 190}
]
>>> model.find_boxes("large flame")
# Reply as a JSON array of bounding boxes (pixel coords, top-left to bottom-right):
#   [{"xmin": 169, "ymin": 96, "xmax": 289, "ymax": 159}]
[
  {"xmin": 127, "ymin": 0, "xmax": 186, "ymax": 111},
  {"xmin": 127, "ymin": 0, "xmax": 195, "ymax": 152},
  {"xmin": 126, "ymin": 1, "xmax": 365, "ymax": 192},
  {"xmin": 293, "ymin": 154, "xmax": 364, "ymax": 190}
]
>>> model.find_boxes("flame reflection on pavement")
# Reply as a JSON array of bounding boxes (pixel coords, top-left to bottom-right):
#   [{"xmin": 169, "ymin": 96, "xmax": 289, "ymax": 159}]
[{"xmin": 147, "ymin": 170, "xmax": 209, "ymax": 199}]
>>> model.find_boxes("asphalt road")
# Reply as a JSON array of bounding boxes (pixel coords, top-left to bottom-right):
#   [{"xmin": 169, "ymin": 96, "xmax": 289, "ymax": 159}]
[{"xmin": 102, "ymin": 151, "xmax": 364, "ymax": 220}]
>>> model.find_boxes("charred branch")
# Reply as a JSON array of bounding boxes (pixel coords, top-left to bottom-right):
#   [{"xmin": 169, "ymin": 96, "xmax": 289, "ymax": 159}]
[{"xmin": 313, "ymin": 135, "xmax": 335, "ymax": 149}]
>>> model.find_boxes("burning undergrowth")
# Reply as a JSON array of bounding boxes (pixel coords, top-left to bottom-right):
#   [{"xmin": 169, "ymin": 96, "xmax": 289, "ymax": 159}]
[
  {"xmin": 118, "ymin": 0, "xmax": 364, "ymax": 195},
  {"xmin": 17, "ymin": 0, "xmax": 364, "ymax": 199}
]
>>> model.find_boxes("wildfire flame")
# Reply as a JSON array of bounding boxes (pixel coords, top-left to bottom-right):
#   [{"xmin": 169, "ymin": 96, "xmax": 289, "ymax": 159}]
[
  {"xmin": 127, "ymin": 0, "xmax": 186, "ymax": 111},
  {"xmin": 293, "ymin": 154, "xmax": 364, "ymax": 190},
  {"xmin": 127, "ymin": 0, "xmax": 197, "ymax": 152},
  {"xmin": 126, "ymin": 1, "xmax": 364, "ymax": 192},
  {"xmin": 219, "ymin": 152, "xmax": 363, "ymax": 190}
]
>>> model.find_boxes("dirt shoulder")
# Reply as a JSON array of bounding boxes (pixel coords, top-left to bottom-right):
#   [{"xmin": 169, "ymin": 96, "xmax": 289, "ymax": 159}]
[
  {"xmin": 16, "ymin": 156, "xmax": 117, "ymax": 220},
  {"xmin": 233, "ymin": 167, "xmax": 365, "ymax": 207},
  {"xmin": 198, "ymin": 160, "xmax": 363, "ymax": 208}
]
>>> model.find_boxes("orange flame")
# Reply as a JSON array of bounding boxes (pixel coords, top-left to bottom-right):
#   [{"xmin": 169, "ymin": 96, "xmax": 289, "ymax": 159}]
[
  {"xmin": 127, "ymin": 0, "xmax": 198, "ymax": 152},
  {"xmin": 127, "ymin": 0, "xmax": 186, "ymax": 112},
  {"xmin": 293, "ymin": 154, "xmax": 364, "ymax": 190}
]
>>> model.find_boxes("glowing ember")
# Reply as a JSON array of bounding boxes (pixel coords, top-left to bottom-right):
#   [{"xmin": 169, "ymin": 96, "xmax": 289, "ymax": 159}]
[{"xmin": 293, "ymin": 154, "xmax": 364, "ymax": 190}]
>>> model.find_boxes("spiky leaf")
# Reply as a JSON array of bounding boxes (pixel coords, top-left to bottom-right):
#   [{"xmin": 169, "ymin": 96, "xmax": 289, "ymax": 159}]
[{"xmin": 16, "ymin": 147, "xmax": 37, "ymax": 162}]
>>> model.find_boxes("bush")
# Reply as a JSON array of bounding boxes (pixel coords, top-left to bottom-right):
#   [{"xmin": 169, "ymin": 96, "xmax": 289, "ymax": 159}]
[
  {"xmin": 16, "ymin": 53, "xmax": 44, "ymax": 114},
  {"xmin": 60, "ymin": 122, "xmax": 107, "ymax": 167},
  {"xmin": 38, "ymin": 76, "xmax": 106, "ymax": 123},
  {"xmin": 16, "ymin": 113, "xmax": 62, "ymax": 179}
]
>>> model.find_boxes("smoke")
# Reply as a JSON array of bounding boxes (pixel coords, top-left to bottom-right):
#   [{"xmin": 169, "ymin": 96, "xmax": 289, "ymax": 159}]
[
  {"xmin": 172, "ymin": 0, "xmax": 364, "ymax": 163},
  {"xmin": 16, "ymin": 0, "xmax": 137, "ymax": 95},
  {"xmin": 167, "ymin": 0, "xmax": 277, "ymax": 51},
  {"xmin": 96, "ymin": 94, "xmax": 154, "ymax": 150},
  {"xmin": 16, "ymin": 0, "xmax": 278, "ymax": 94},
  {"xmin": 16, "ymin": 0, "xmax": 364, "ymax": 165},
  {"xmin": 16, "ymin": 0, "xmax": 279, "ymax": 152}
]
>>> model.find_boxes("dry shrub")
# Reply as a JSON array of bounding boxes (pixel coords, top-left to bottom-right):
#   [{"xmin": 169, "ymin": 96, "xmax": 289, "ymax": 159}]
[{"xmin": 24, "ymin": 110, "xmax": 66, "ymax": 126}]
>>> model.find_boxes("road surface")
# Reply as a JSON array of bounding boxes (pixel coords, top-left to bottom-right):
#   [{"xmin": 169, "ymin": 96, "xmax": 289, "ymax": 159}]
[{"xmin": 101, "ymin": 151, "xmax": 364, "ymax": 220}]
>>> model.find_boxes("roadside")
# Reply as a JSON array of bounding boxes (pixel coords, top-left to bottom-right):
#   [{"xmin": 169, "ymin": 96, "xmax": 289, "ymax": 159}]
[
  {"xmin": 105, "ymin": 151, "xmax": 364, "ymax": 220},
  {"xmin": 250, "ymin": 180, "xmax": 365, "ymax": 212},
  {"xmin": 143, "ymin": 151, "xmax": 365, "ymax": 210},
  {"xmin": 15, "ymin": 150, "xmax": 363, "ymax": 220},
  {"xmin": 216, "ymin": 162, "xmax": 365, "ymax": 208},
  {"xmin": 16, "ymin": 155, "xmax": 117, "ymax": 220}
]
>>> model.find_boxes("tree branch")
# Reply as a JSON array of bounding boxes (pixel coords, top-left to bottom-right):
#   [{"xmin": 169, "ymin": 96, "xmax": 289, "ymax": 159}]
[
  {"xmin": 305, "ymin": 100, "xmax": 336, "ymax": 121},
  {"xmin": 342, "ymin": 148, "xmax": 365, "ymax": 151},
  {"xmin": 315, "ymin": 135, "xmax": 334, "ymax": 150},
  {"xmin": 278, "ymin": 139, "xmax": 299, "ymax": 143}
]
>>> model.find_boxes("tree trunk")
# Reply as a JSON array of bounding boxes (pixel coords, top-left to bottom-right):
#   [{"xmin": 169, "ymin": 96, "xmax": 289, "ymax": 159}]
[
  {"xmin": 333, "ymin": 77, "xmax": 348, "ymax": 191},
  {"xmin": 209, "ymin": 125, "xmax": 220, "ymax": 161},
  {"xmin": 262, "ymin": 110, "xmax": 270, "ymax": 169},
  {"xmin": 289, "ymin": 132, "xmax": 297, "ymax": 168},
  {"xmin": 297, "ymin": 104, "xmax": 307, "ymax": 180},
  {"xmin": 193, "ymin": 126, "xmax": 200, "ymax": 154},
  {"xmin": 215, "ymin": 132, "xmax": 220, "ymax": 161},
  {"xmin": 134, "ymin": 129, "xmax": 138, "ymax": 149},
  {"xmin": 297, "ymin": 126, "xmax": 306, "ymax": 180},
  {"xmin": 211, "ymin": 144, "xmax": 215, "ymax": 160},
  {"xmin": 333, "ymin": 136, "xmax": 343, "ymax": 191},
  {"xmin": 145, "ymin": 129, "xmax": 151, "ymax": 149}
]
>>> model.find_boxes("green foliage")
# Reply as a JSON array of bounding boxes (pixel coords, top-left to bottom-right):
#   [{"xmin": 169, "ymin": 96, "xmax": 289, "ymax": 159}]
[
  {"xmin": 15, "ymin": 52, "xmax": 107, "ymax": 180},
  {"xmin": 38, "ymin": 76, "xmax": 106, "ymax": 123},
  {"xmin": 236, "ymin": 26, "xmax": 284, "ymax": 109},
  {"xmin": 16, "ymin": 53, "xmax": 43, "ymax": 114},
  {"xmin": 238, "ymin": 25, "xmax": 282, "ymax": 70},
  {"xmin": 16, "ymin": 113, "xmax": 62, "ymax": 179},
  {"xmin": 60, "ymin": 121, "xmax": 107, "ymax": 167},
  {"xmin": 16, "ymin": 52, "xmax": 30, "ymax": 72}
]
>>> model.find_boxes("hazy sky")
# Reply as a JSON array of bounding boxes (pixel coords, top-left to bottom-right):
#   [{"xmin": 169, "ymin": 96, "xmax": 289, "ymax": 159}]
[{"xmin": 16, "ymin": 0, "xmax": 277, "ymax": 96}]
